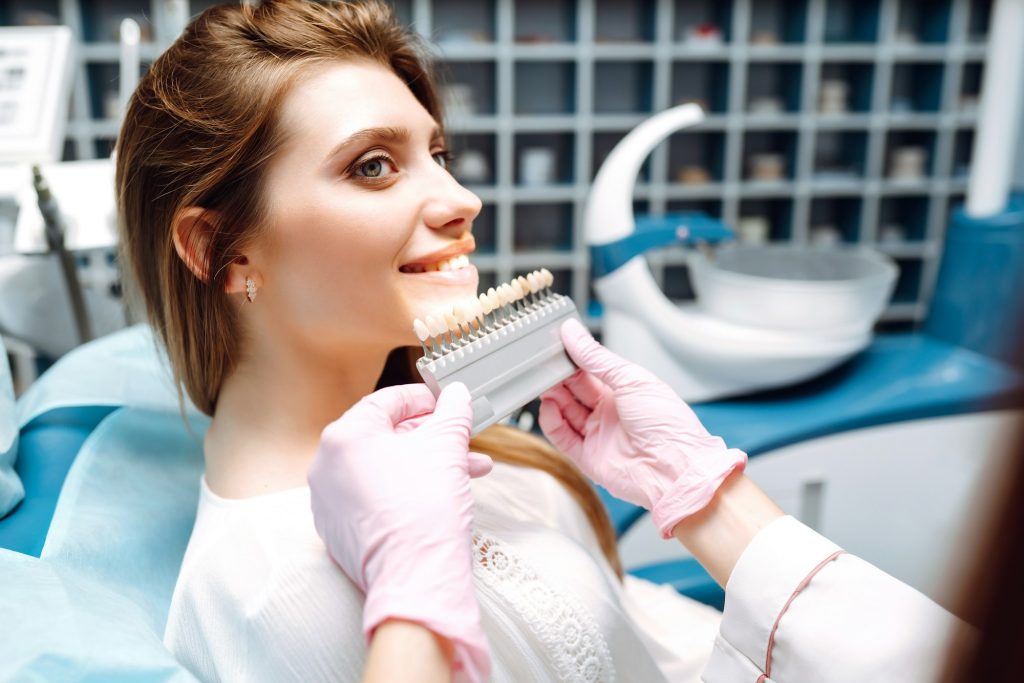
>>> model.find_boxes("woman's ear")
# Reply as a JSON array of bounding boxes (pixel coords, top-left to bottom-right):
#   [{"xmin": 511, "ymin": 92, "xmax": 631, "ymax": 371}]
[
  {"xmin": 172, "ymin": 207, "xmax": 218, "ymax": 283},
  {"xmin": 171, "ymin": 207, "xmax": 258, "ymax": 295}
]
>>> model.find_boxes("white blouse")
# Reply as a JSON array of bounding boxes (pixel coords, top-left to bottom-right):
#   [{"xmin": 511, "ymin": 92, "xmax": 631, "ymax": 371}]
[
  {"xmin": 163, "ymin": 462, "xmax": 723, "ymax": 682},
  {"xmin": 164, "ymin": 463, "xmax": 964, "ymax": 683}
]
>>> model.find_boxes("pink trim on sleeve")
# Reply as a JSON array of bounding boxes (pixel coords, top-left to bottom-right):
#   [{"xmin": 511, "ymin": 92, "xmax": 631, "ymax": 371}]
[{"xmin": 757, "ymin": 549, "xmax": 847, "ymax": 681}]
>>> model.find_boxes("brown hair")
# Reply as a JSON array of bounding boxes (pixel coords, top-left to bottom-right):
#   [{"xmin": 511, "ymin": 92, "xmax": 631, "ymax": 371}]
[{"xmin": 115, "ymin": 0, "xmax": 622, "ymax": 578}]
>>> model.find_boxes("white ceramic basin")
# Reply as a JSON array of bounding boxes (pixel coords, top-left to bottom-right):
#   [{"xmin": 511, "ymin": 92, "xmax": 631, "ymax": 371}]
[{"xmin": 689, "ymin": 244, "xmax": 898, "ymax": 333}]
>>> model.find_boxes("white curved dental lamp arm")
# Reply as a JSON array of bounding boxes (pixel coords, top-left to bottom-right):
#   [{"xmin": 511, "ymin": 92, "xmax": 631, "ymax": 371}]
[{"xmin": 583, "ymin": 104, "xmax": 705, "ymax": 246}]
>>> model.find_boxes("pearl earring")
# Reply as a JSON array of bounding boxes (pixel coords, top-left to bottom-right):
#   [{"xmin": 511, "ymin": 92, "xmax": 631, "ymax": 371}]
[{"xmin": 245, "ymin": 277, "xmax": 257, "ymax": 303}]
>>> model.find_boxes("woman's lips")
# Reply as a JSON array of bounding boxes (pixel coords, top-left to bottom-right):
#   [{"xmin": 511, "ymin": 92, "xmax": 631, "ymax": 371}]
[{"xmin": 399, "ymin": 263, "xmax": 478, "ymax": 285}]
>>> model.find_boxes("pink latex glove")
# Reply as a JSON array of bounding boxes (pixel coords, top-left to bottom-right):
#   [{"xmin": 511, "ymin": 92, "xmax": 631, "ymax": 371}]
[
  {"xmin": 539, "ymin": 318, "xmax": 747, "ymax": 539},
  {"xmin": 308, "ymin": 382, "xmax": 493, "ymax": 683}
]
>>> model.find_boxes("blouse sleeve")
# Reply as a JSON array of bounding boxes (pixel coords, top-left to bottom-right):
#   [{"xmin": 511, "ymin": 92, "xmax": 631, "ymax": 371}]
[{"xmin": 701, "ymin": 515, "xmax": 968, "ymax": 683}]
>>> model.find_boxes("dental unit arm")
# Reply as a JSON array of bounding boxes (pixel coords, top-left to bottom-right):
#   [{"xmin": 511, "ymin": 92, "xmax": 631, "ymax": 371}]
[
  {"xmin": 32, "ymin": 165, "xmax": 92, "ymax": 344},
  {"xmin": 589, "ymin": 212, "xmax": 735, "ymax": 280}
]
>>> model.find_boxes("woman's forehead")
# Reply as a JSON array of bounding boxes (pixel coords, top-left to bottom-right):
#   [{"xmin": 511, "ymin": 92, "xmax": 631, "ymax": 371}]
[{"xmin": 277, "ymin": 60, "xmax": 435, "ymax": 152}]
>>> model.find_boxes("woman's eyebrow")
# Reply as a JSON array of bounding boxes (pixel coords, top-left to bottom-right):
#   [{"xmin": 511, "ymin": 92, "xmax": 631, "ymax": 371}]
[{"xmin": 322, "ymin": 124, "xmax": 445, "ymax": 165}]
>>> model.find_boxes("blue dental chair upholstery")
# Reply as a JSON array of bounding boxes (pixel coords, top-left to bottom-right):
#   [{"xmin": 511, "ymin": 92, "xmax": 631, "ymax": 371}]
[{"xmin": 0, "ymin": 327, "xmax": 208, "ymax": 681}]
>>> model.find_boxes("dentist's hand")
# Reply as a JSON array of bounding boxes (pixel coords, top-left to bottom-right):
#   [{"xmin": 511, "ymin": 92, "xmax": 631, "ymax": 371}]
[
  {"xmin": 539, "ymin": 318, "xmax": 747, "ymax": 539},
  {"xmin": 308, "ymin": 382, "xmax": 492, "ymax": 683}
]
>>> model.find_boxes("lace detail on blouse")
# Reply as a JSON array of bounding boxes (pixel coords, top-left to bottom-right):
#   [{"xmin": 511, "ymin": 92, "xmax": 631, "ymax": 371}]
[{"xmin": 472, "ymin": 532, "xmax": 616, "ymax": 683}]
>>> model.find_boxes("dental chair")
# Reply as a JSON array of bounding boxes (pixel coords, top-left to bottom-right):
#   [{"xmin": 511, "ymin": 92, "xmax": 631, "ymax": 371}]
[{"xmin": 0, "ymin": 327, "xmax": 207, "ymax": 680}]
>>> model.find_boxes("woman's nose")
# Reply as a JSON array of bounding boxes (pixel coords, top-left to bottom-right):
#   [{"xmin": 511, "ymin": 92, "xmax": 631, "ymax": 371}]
[{"xmin": 422, "ymin": 166, "xmax": 482, "ymax": 233}]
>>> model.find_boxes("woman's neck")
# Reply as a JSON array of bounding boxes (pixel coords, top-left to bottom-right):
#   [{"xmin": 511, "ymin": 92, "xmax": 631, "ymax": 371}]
[{"xmin": 203, "ymin": 333, "xmax": 391, "ymax": 499}]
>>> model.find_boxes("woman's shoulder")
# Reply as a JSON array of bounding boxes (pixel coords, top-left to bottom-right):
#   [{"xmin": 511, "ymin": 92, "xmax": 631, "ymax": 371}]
[
  {"xmin": 172, "ymin": 477, "xmax": 349, "ymax": 594},
  {"xmin": 164, "ymin": 479, "xmax": 366, "ymax": 680}
]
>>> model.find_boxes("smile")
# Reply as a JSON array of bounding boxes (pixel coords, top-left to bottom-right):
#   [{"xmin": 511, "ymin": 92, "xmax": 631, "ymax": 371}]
[{"xmin": 399, "ymin": 254, "xmax": 470, "ymax": 274}]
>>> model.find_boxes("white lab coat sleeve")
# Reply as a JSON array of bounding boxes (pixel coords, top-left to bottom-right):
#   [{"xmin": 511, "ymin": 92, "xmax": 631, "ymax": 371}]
[{"xmin": 701, "ymin": 515, "xmax": 966, "ymax": 683}]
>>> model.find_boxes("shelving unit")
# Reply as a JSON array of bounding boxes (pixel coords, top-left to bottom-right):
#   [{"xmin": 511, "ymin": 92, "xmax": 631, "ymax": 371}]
[{"xmin": 2, "ymin": 0, "xmax": 994, "ymax": 330}]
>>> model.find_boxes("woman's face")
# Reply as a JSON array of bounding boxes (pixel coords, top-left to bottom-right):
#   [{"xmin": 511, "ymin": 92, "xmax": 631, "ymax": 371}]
[{"xmin": 255, "ymin": 59, "xmax": 481, "ymax": 355}]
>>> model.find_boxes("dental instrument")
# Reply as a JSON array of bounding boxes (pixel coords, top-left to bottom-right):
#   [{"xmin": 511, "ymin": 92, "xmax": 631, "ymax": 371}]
[
  {"xmin": 32, "ymin": 165, "xmax": 92, "ymax": 343},
  {"xmin": 412, "ymin": 268, "xmax": 583, "ymax": 435}
]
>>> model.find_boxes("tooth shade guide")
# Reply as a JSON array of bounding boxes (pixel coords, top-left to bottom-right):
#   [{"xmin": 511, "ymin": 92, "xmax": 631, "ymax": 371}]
[
  {"xmin": 414, "ymin": 280, "xmax": 581, "ymax": 436},
  {"xmin": 526, "ymin": 272, "xmax": 538, "ymax": 293},
  {"xmin": 413, "ymin": 318, "xmax": 430, "ymax": 342},
  {"xmin": 411, "ymin": 268, "xmax": 567, "ymax": 362},
  {"xmin": 426, "ymin": 314, "xmax": 444, "ymax": 338}
]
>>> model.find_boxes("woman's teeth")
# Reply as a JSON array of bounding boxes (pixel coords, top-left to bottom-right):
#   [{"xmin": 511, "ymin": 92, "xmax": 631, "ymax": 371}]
[{"xmin": 402, "ymin": 254, "xmax": 470, "ymax": 274}]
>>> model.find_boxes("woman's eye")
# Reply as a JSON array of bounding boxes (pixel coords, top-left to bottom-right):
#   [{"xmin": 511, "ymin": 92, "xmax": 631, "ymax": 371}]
[
  {"xmin": 433, "ymin": 150, "xmax": 454, "ymax": 170},
  {"xmin": 353, "ymin": 154, "xmax": 396, "ymax": 179}
]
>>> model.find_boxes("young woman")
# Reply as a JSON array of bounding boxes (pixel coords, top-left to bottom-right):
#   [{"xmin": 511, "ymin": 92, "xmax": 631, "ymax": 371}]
[{"xmin": 115, "ymin": 1, "xmax": 723, "ymax": 680}]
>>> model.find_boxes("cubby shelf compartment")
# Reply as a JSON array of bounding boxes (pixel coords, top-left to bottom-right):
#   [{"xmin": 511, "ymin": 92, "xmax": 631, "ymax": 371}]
[
  {"xmin": 514, "ymin": 0, "xmax": 576, "ymax": 44},
  {"xmin": 743, "ymin": 130, "xmax": 799, "ymax": 182},
  {"xmin": 514, "ymin": 132, "xmax": 575, "ymax": 186},
  {"xmin": 443, "ymin": 61, "xmax": 497, "ymax": 115},
  {"xmin": 960, "ymin": 62, "xmax": 984, "ymax": 113},
  {"xmin": 739, "ymin": 198, "xmax": 795, "ymax": 243},
  {"xmin": 749, "ymin": 0, "xmax": 808, "ymax": 44},
  {"xmin": 668, "ymin": 131, "xmax": 726, "ymax": 185},
  {"xmin": 432, "ymin": 0, "xmax": 496, "ymax": 45},
  {"xmin": 514, "ymin": 61, "xmax": 576, "ymax": 115},
  {"xmin": 891, "ymin": 63, "xmax": 945, "ymax": 113},
  {"xmin": 952, "ymin": 129, "xmax": 975, "ymax": 179},
  {"xmin": 674, "ymin": 0, "xmax": 733, "ymax": 44},
  {"xmin": 595, "ymin": 0, "xmax": 656, "ymax": 43},
  {"xmin": 819, "ymin": 62, "xmax": 874, "ymax": 114},
  {"xmin": 747, "ymin": 62, "xmax": 804, "ymax": 114},
  {"xmin": 594, "ymin": 61, "xmax": 654, "ymax": 114},
  {"xmin": 449, "ymin": 132, "xmax": 496, "ymax": 187},
  {"xmin": 671, "ymin": 61, "xmax": 729, "ymax": 113},
  {"xmin": 895, "ymin": 0, "xmax": 953, "ymax": 44},
  {"xmin": 472, "ymin": 204, "xmax": 498, "ymax": 255},
  {"xmin": 884, "ymin": 129, "xmax": 937, "ymax": 181},
  {"xmin": 810, "ymin": 196, "xmax": 863, "ymax": 244},
  {"xmin": 878, "ymin": 195, "xmax": 931, "ymax": 245},
  {"xmin": 814, "ymin": 130, "xmax": 869, "ymax": 180},
  {"xmin": 824, "ymin": 0, "xmax": 881, "ymax": 44},
  {"xmin": 513, "ymin": 203, "xmax": 574, "ymax": 253}
]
